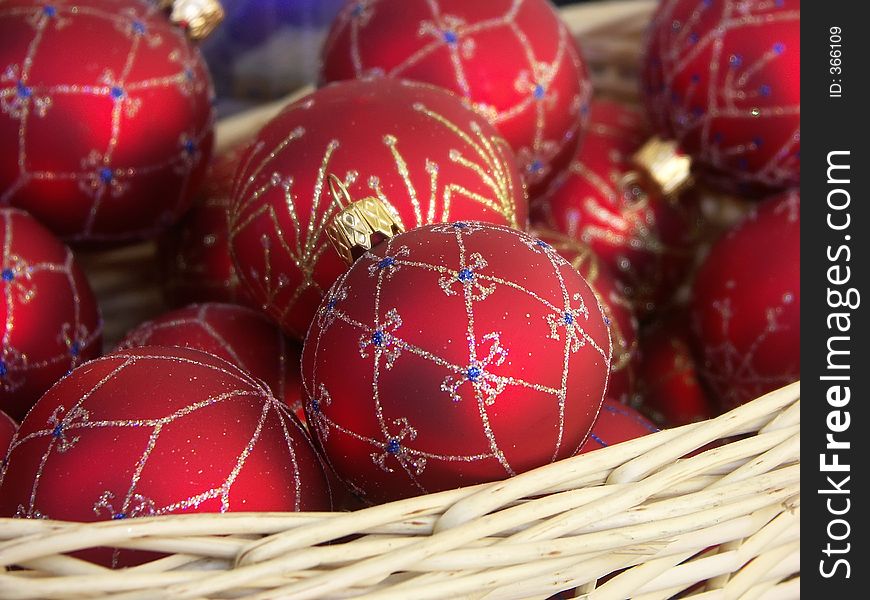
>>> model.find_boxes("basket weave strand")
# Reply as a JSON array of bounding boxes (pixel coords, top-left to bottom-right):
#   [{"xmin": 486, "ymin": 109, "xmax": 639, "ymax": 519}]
[{"xmin": 0, "ymin": 382, "xmax": 799, "ymax": 599}]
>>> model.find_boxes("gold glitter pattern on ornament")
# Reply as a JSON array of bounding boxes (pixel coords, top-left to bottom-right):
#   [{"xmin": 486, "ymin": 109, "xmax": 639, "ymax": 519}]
[
  {"xmin": 645, "ymin": 0, "xmax": 800, "ymax": 188},
  {"xmin": 327, "ymin": 0, "xmax": 591, "ymax": 184},
  {"xmin": 533, "ymin": 230, "xmax": 637, "ymax": 376},
  {"xmin": 231, "ymin": 97, "xmax": 521, "ymax": 327},
  {"xmin": 0, "ymin": 210, "xmax": 101, "ymax": 394},
  {"xmin": 307, "ymin": 222, "xmax": 610, "ymax": 492},
  {"xmin": 117, "ymin": 303, "xmax": 298, "ymax": 417},
  {"xmin": 696, "ymin": 191, "xmax": 799, "ymax": 408},
  {"xmin": 0, "ymin": 0, "xmax": 214, "ymax": 241},
  {"xmin": 553, "ymin": 151, "xmax": 697, "ymax": 308},
  {"xmin": 1, "ymin": 352, "xmax": 322, "ymax": 547}
]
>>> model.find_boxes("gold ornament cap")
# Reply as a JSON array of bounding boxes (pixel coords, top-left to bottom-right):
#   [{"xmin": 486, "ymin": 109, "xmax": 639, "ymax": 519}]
[
  {"xmin": 631, "ymin": 136, "xmax": 693, "ymax": 198},
  {"xmin": 326, "ymin": 175, "xmax": 405, "ymax": 266},
  {"xmin": 159, "ymin": 0, "xmax": 225, "ymax": 41}
]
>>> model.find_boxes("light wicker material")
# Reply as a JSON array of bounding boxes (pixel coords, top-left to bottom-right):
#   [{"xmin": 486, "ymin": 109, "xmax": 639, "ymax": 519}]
[
  {"xmin": 0, "ymin": 383, "xmax": 799, "ymax": 599},
  {"xmin": 1, "ymin": 2, "xmax": 800, "ymax": 598}
]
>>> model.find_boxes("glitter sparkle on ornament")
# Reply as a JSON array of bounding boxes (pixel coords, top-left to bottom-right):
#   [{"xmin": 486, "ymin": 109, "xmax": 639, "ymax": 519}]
[
  {"xmin": 320, "ymin": 0, "xmax": 593, "ymax": 193},
  {"xmin": 302, "ymin": 222, "xmax": 611, "ymax": 503}
]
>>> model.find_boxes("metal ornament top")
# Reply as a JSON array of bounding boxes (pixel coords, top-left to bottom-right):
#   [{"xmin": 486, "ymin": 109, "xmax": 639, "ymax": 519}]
[
  {"xmin": 326, "ymin": 175, "xmax": 405, "ymax": 266},
  {"xmin": 158, "ymin": 0, "xmax": 225, "ymax": 41},
  {"xmin": 631, "ymin": 136, "xmax": 694, "ymax": 199}
]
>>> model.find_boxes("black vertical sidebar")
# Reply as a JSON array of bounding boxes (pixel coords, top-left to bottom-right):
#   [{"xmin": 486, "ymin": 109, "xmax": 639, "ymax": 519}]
[{"xmin": 803, "ymin": 1, "xmax": 869, "ymax": 596}]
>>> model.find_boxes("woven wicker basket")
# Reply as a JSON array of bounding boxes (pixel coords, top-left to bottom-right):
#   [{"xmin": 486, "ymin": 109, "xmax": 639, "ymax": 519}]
[{"xmin": 0, "ymin": 2, "xmax": 801, "ymax": 598}]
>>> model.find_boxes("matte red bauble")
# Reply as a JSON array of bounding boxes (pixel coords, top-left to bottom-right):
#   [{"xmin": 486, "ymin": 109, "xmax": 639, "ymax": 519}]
[
  {"xmin": 577, "ymin": 399, "xmax": 658, "ymax": 454},
  {"xmin": 302, "ymin": 221, "xmax": 611, "ymax": 503},
  {"xmin": 642, "ymin": 0, "xmax": 800, "ymax": 193},
  {"xmin": 230, "ymin": 78, "xmax": 527, "ymax": 339},
  {"xmin": 0, "ymin": 409, "xmax": 16, "ymax": 455},
  {"xmin": 0, "ymin": 0, "xmax": 214, "ymax": 243},
  {"xmin": 320, "ymin": 0, "xmax": 592, "ymax": 193},
  {"xmin": 533, "ymin": 100, "xmax": 700, "ymax": 314},
  {"xmin": 116, "ymin": 303, "xmax": 304, "ymax": 419},
  {"xmin": 0, "ymin": 346, "xmax": 332, "ymax": 566},
  {"xmin": 691, "ymin": 189, "xmax": 799, "ymax": 410},
  {"xmin": 637, "ymin": 316, "xmax": 713, "ymax": 427},
  {"xmin": 533, "ymin": 229, "xmax": 638, "ymax": 404},
  {"xmin": 160, "ymin": 145, "xmax": 255, "ymax": 308},
  {"xmin": 0, "ymin": 208, "xmax": 102, "ymax": 420}
]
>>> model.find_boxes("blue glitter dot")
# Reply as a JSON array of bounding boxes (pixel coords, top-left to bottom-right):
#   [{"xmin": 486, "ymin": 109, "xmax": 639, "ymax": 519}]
[
  {"xmin": 110, "ymin": 86, "xmax": 124, "ymax": 100},
  {"xmin": 43, "ymin": 5, "xmax": 56, "ymax": 16},
  {"xmin": 729, "ymin": 54, "xmax": 743, "ymax": 68},
  {"xmin": 533, "ymin": 84, "xmax": 545, "ymax": 100},
  {"xmin": 528, "ymin": 160, "xmax": 543, "ymax": 173},
  {"xmin": 452, "ymin": 222, "xmax": 467, "ymax": 229},
  {"xmin": 52, "ymin": 424, "xmax": 63, "ymax": 438},
  {"xmin": 99, "ymin": 167, "xmax": 113, "ymax": 183},
  {"xmin": 0, "ymin": 361, "xmax": 7, "ymax": 377},
  {"xmin": 713, "ymin": 132, "xmax": 724, "ymax": 143},
  {"xmin": 311, "ymin": 399, "xmax": 320, "ymax": 412},
  {"xmin": 327, "ymin": 298, "xmax": 338, "ymax": 310},
  {"xmin": 691, "ymin": 73, "xmax": 701, "ymax": 83},
  {"xmin": 774, "ymin": 0, "xmax": 784, "ymax": 5},
  {"xmin": 16, "ymin": 81, "xmax": 31, "ymax": 98},
  {"xmin": 590, "ymin": 433, "xmax": 606, "ymax": 447},
  {"xmin": 581, "ymin": 103, "xmax": 590, "ymax": 115},
  {"xmin": 563, "ymin": 312, "xmax": 574, "ymax": 325},
  {"xmin": 692, "ymin": 106, "xmax": 704, "ymax": 117},
  {"xmin": 443, "ymin": 30, "xmax": 458, "ymax": 44},
  {"xmin": 371, "ymin": 330, "xmax": 384, "ymax": 347},
  {"xmin": 536, "ymin": 239, "xmax": 549, "ymax": 248},
  {"xmin": 112, "ymin": 513, "xmax": 127, "ymax": 520},
  {"xmin": 183, "ymin": 139, "xmax": 196, "ymax": 155},
  {"xmin": 386, "ymin": 439, "xmax": 400, "ymax": 454},
  {"xmin": 457, "ymin": 268, "xmax": 474, "ymax": 283},
  {"xmin": 352, "ymin": 3, "xmax": 365, "ymax": 17},
  {"xmin": 759, "ymin": 84, "xmax": 771, "ymax": 97},
  {"xmin": 753, "ymin": 137, "xmax": 763, "ymax": 147},
  {"xmin": 184, "ymin": 68, "xmax": 194, "ymax": 81},
  {"xmin": 773, "ymin": 42, "xmax": 785, "ymax": 55},
  {"xmin": 702, "ymin": 0, "xmax": 713, "ymax": 6},
  {"xmin": 1, "ymin": 269, "xmax": 14, "ymax": 282},
  {"xmin": 70, "ymin": 341, "xmax": 81, "ymax": 357},
  {"xmin": 603, "ymin": 316, "xmax": 611, "ymax": 326},
  {"xmin": 377, "ymin": 256, "xmax": 395, "ymax": 270},
  {"xmin": 689, "ymin": 32, "xmax": 699, "ymax": 44},
  {"xmin": 132, "ymin": 20, "xmax": 146, "ymax": 34},
  {"xmin": 467, "ymin": 365, "xmax": 482, "ymax": 382}
]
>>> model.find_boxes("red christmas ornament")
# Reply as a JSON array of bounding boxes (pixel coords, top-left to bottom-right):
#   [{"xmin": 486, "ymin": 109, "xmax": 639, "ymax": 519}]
[
  {"xmin": 532, "ymin": 228, "xmax": 638, "ymax": 404},
  {"xmin": 320, "ymin": 0, "xmax": 592, "ymax": 193},
  {"xmin": 0, "ymin": 346, "xmax": 332, "ymax": 566},
  {"xmin": 642, "ymin": 0, "xmax": 800, "ymax": 194},
  {"xmin": 691, "ymin": 189, "xmax": 799, "ymax": 410},
  {"xmin": 533, "ymin": 100, "xmax": 700, "ymax": 314},
  {"xmin": 0, "ymin": 409, "xmax": 17, "ymax": 455},
  {"xmin": 0, "ymin": 208, "xmax": 102, "ymax": 421},
  {"xmin": 160, "ymin": 144, "xmax": 256, "ymax": 308},
  {"xmin": 0, "ymin": 0, "xmax": 214, "ymax": 243},
  {"xmin": 116, "ymin": 303, "xmax": 305, "ymax": 420},
  {"xmin": 230, "ymin": 78, "xmax": 527, "ymax": 339},
  {"xmin": 302, "ymin": 221, "xmax": 611, "ymax": 503},
  {"xmin": 637, "ymin": 316, "xmax": 713, "ymax": 427},
  {"xmin": 577, "ymin": 399, "xmax": 658, "ymax": 454}
]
